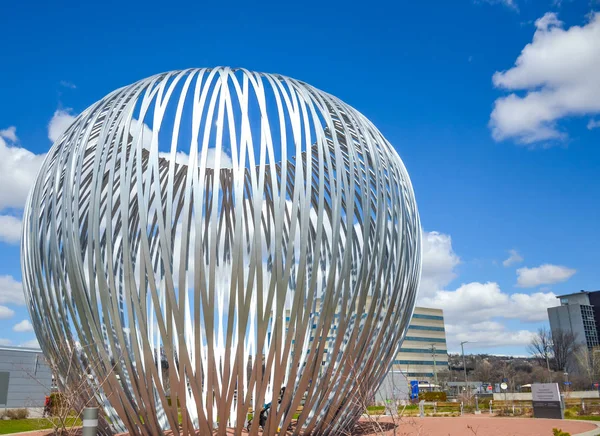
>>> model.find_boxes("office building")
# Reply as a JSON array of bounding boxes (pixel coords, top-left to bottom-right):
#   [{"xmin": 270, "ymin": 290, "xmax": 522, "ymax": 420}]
[
  {"xmin": 392, "ymin": 307, "xmax": 448, "ymax": 381},
  {"xmin": 548, "ymin": 290, "xmax": 600, "ymax": 349}
]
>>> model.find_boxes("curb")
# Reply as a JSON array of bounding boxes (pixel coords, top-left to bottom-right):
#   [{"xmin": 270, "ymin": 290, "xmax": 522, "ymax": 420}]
[{"xmin": 569, "ymin": 420, "xmax": 600, "ymax": 436}]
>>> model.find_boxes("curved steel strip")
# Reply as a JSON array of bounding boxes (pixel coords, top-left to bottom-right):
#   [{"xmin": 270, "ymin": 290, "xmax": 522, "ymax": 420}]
[{"xmin": 21, "ymin": 68, "xmax": 421, "ymax": 435}]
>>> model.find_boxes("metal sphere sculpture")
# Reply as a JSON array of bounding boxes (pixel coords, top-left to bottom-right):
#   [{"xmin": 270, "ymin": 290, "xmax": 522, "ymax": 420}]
[{"xmin": 22, "ymin": 68, "xmax": 421, "ymax": 435}]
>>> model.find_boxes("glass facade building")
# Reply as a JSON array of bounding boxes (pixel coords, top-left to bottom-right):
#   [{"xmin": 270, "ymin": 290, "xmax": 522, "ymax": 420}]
[{"xmin": 548, "ymin": 291, "xmax": 600, "ymax": 349}]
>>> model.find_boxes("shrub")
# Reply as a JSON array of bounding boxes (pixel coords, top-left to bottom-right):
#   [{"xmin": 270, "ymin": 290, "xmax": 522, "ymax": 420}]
[
  {"xmin": 418, "ymin": 391, "xmax": 447, "ymax": 402},
  {"xmin": 553, "ymin": 429, "xmax": 570, "ymax": 436},
  {"xmin": 49, "ymin": 392, "xmax": 64, "ymax": 415},
  {"xmin": 6, "ymin": 408, "xmax": 29, "ymax": 419},
  {"xmin": 564, "ymin": 408, "xmax": 578, "ymax": 419}
]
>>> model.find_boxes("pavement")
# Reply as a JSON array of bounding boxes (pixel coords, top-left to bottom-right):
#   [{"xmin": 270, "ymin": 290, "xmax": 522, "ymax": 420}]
[
  {"xmin": 380, "ymin": 416, "xmax": 600, "ymax": 436},
  {"xmin": 5, "ymin": 416, "xmax": 600, "ymax": 435}
]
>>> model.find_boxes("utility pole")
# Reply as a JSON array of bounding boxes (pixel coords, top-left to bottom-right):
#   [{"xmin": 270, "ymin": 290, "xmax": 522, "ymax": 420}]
[
  {"xmin": 461, "ymin": 341, "xmax": 469, "ymax": 397},
  {"xmin": 431, "ymin": 344, "xmax": 438, "ymax": 387}
]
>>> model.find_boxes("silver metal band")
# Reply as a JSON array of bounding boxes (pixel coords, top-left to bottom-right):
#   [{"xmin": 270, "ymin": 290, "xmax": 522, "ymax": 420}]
[{"xmin": 21, "ymin": 68, "xmax": 421, "ymax": 435}]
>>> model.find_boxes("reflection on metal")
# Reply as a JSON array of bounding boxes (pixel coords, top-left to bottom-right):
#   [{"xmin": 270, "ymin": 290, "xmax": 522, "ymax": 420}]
[{"xmin": 22, "ymin": 68, "xmax": 421, "ymax": 435}]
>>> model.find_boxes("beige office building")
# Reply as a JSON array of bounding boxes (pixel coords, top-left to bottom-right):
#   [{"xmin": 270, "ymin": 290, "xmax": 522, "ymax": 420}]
[{"xmin": 392, "ymin": 307, "xmax": 448, "ymax": 381}]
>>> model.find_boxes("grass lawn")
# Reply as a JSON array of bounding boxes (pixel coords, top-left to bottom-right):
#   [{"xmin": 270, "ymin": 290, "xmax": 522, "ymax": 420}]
[
  {"xmin": 568, "ymin": 415, "xmax": 600, "ymax": 422},
  {"xmin": 0, "ymin": 417, "xmax": 81, "ymax": 435},
  {"xmin": 366, "ymin": 406, "xmax": 385, "ymax": 415}
]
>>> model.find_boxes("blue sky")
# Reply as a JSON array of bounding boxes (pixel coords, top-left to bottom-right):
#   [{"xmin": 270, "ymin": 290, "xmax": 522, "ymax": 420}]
[{"xmin": 0, "ymin": 0, "xmax": 599, "ymax": 355}]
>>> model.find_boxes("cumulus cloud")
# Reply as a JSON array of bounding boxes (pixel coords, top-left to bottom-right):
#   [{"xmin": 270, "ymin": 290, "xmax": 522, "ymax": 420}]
[
  {"xmin": 0, "ymin": 215, "xmax": 22, "ymax": 244},
  {"xmin": 588, "ymin": 119, "xmax": 600, "ymax": 130},
  {"xmin": 420, "ymin": 282, "xmax": 557, "ymax": 322},
  {"xmin": 418, "ymin": 231, "xmax": 460, "ymax": 298},
  {"xmin": 421, "ymin": 282, "xmax": 558, "ymax": 349},
  {"xmin": 0, "ymin": 306, "xmax": 15, "ymax": 320},
  {"xmin": 0, "ymin": 127, "xmax": 46, "ymax": 211},
  {"xmin": 59, "ymin": 80, "xmax": 76, "ymax": 89},
  {"xmin": 477, "ymin": 0, "xmax": 519, "ymax": 12},
  {"xmin": 13, "ymin": 319, "xmax": 33, "ymax": 333},
  {"xmin": 0, "ymin": 127, "xmax": 17, "ymax": 142},
  {"xmin": 48, "ymin": 109, "xmax": 77, "ymax": 142},
  {"xmin": 446, "ymin": 322, "xmax": 537, "ymax": 348},
  {"xmin": 20, "ymin": 338, "xmax": 39, "ymax": 348},
  {"xmin": 417, "ymin": 231, "xmax": 560, "ymax": 351},
  {"xmin": 0, "ymin": 275, "xmax": 25, "ymax": 305},
  {"xmin": 503, "ymin": 249, "xmax": 524, "ymax": 267},
  {"xmin": 490, "ymin": 12, "xmax": 600, "ymax": 144},
  {"xmin": 130, "ymin": 119, "xmax": 234, "ymax": 169},
  {"xmin": 0, "ymin": 338, "xmax": 12, "ymax": 346},
  {"xmin": 516, "ymin": 264, "xmax": 576, "ymax": 287}
]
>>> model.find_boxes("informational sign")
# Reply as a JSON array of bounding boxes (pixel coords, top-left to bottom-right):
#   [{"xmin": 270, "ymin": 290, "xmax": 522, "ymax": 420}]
[
  {"xmin": 410, "ymin": 381, "xmax": 419, "ymax": 400},
  {"xmin": 532, "ymin": 383, "xmax": 563, "ymax": 419}
]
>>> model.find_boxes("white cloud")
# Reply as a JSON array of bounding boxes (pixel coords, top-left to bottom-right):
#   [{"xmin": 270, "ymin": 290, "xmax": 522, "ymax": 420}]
[
  {"xmin": 420, "ymin": 282, "xmax": 557, "ymax": 323},
  {"xmin": 59, "ymin": 80, "xmax": 76, "ymax": 89},
  {"xmin": 13, "ymin": 319, "xmax": 33, "ymax": 333},
  {"xmin": 588, "ymin": 119, "xmax": 600, "ymax": 130},
  {"xmin": 0, "ymin": 127, "xmax": 46, "ymax": 211},
  {"xmin": 157, "ymin": 148, "xmax": 233, "ymax": 169},
  {"xmin": 516, "ymin": 264, "xmax": 576, "ymax": 287},
  {"xmin": 418, "ymin": 231, "xmax": 460, "ymax": 298},
  {"xmin": 417, "ymin": 231, "xmax": 561, "ymax": 351},
  {"xmin": 20, "ymin": 338, "xmax": 39, "ymax": 349},
  {"xmin": 478, "ymin": 0, "xmax": 519, "ymax": 11},
  {"xmin": 503, "ymin": 249, "xmax": 524, "ymax": 267},
  {"xmin": 421, "ymin": 281, "xmax": 558, "ymax": 350},
  {"xmin": 0, "ymin": 306, "xmax": 15, "ymax": 320},
  {"xmin": 0, "ymin": 215, "xmax": 22, "ymax": 244},
  {"xmin": 490, "ymin": 12, "xmax": 600, "ymax": 144},
  {"xmin": 0, "ymin": 275, "xmax": 25, "ymax": 305},
  {"xmin": 0, "ymin": 338, "xmax": 12, "ymax": 346},
  {"xmin": 0, "ymin": 127, "xmax": 17, "ymax": 142},
  {"xmin": 130, "ymin": 119, "xmax": 234, "ymax": 169},
  {"xmin": 48, "ymin": 109, "xmax": 77, "ymax": 142},
  {"xmin": 447, "ymin": 322, "xmax": 536, "ymax": 348}
]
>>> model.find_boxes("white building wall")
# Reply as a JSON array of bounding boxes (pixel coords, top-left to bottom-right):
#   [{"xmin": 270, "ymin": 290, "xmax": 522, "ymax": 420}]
[
  {"xmin": 0, "ymin": 346, "xmax": 52, "ymax": 408},
  {"xmin": 391, "ymin": 307, "xmax": 448, "ymax": 381}
]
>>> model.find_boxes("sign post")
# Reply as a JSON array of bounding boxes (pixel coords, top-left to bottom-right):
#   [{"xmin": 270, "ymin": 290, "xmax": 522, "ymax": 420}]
[
  {"xmin": 532, "ymin": 383, "xmax": 563, "ymax": 419},
  {"xmin": 82, "ymin": 408, "xmax": 99, "ymax": 436},
  {"xmin": 410, "ymin": 381, "xmax": 419, "ymax": 401}
]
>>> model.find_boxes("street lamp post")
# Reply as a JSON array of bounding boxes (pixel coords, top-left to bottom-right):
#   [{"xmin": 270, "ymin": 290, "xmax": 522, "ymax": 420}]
[
  {"xmin": 461, "ymin": 341, "xmax": 469, "ymax": 397},
  {"xmin": 545, "ymin": 349, "xmax": 552, "ymax": 382}
]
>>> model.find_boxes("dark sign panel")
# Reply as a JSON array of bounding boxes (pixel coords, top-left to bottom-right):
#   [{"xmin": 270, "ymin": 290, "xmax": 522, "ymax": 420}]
[{"xmin": 532, "ymin": 383, "xmax": 563, "ymax": 419}]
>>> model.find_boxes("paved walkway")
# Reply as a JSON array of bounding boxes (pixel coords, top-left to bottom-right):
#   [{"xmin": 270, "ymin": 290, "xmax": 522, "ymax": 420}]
[
  {"xmin": 382, "ymin": 416, "xmax": 599, "ymax": 436},
  {"xmin": 10, "ymin": 416, "xmax": 599, "ymax": 435}
]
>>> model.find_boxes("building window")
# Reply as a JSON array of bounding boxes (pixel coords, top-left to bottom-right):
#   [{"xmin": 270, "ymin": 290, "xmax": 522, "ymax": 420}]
[
  {"xmin": 408, "ymin": 326, "xmax": 445, "ymax": 332},
  {"xmin": 412, "ymin": 314, "xmax": 444, "ymax": 321},
  {"xmin": 404, "ymin": 337, "xmax": 446, "ymax": 343},
  {"xmin": 398, "ymin": 348, "xmax": 448, "ymax": 354}
]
